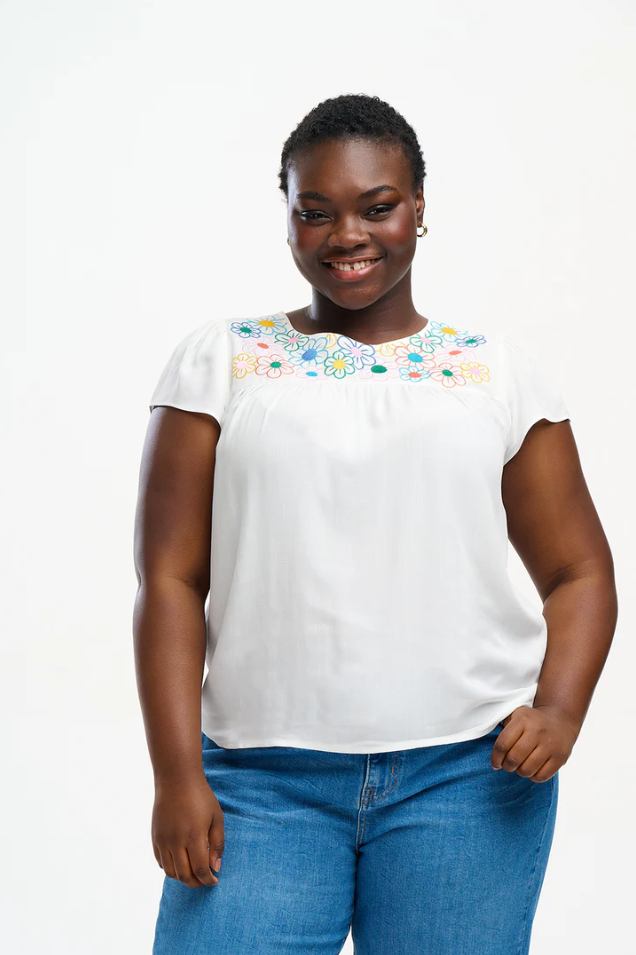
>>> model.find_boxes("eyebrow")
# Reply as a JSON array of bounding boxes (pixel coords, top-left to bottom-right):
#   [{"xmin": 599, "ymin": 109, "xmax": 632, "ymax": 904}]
[{"xmin": 295, "ymin": 184, "xmax": 399, "ymax": 202}]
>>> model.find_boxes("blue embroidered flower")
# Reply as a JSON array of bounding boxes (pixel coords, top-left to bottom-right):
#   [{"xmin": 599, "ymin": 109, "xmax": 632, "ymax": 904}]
[
  {"xmin": 335, "ymin": 336, "xmax": 379, "ymax": 371},
  {"xmin": 455, "ymin": 332, "xmax": 487, "ymax": 348},
  {"xmin": 398, "ymin": 364, "xmax": 433, "ymax": 382},
  {"xmin": 287, "ymin": 337, "xmax": 331, "ymax": 368},
  {"xmin": 230, "ymin": 320, "xmax": 269, "ymax": 340},
  {"xmin": 425, "ymin": 321, "xmax": 461, "ymax": 343}
]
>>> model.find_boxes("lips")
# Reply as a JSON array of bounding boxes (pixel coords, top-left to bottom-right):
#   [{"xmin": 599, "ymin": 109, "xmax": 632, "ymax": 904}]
[
  {"xmin": 322, "ymin": 257, "xmax": 383, "ymax": 265},
  {"xmin": 323, "ymin": 256, "xmax": 382, "ymax": 262},
  {"xmin": 322, "ymin": 256, "xmax": 384, "ymax": 282}
]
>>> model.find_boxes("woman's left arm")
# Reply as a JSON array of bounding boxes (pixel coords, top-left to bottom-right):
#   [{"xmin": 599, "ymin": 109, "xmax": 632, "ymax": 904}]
[{"xmin": 493, "ymin": 418, "xmax": 618, "ymax": 781}]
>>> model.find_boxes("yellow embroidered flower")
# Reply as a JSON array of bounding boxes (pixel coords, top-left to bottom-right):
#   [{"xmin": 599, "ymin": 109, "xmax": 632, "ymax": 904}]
[
  {"xmin": 459, "ymin": 361, "xmax": 490, "ymax": 383},
  {"xmin": 233, "ymin": 353, "xmax": 258, "ymax": 378}
]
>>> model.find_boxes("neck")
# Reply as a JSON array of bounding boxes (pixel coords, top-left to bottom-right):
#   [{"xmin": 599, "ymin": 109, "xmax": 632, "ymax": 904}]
[{"xmin": 305, "ymin": 275, "xmax": 424, "ymax": 344}]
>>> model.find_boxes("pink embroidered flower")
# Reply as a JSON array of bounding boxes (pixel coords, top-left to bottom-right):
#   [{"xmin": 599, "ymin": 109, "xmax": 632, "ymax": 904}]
[
  {"xmin": 430, "ymin": 362, "xmax": 467, "ymax": 387},
  {"xmin": 255, "ymin": 353, "xmax": 296, "ymax": 379},
  {"xmin": 393, "ymin": 343, "xmax": 431, "ymax": 368}
]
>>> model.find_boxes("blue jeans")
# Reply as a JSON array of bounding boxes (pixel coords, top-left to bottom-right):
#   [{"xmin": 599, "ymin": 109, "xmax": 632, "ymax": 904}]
[{"xmin": 153, "ymin": 725, "xmax": 558, "ymax": 954}]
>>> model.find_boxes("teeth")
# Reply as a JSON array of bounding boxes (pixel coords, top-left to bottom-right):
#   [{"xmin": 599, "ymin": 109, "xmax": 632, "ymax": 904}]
[{"xmin": 328, "ymin": 258, "xmax": 378, "ymax": 271}]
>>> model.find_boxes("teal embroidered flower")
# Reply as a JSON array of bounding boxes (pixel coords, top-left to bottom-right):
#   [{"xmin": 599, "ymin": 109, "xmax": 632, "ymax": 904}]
[{"xmin": 418, "ymin": 331, "xmax": 446, "ymax": 351}]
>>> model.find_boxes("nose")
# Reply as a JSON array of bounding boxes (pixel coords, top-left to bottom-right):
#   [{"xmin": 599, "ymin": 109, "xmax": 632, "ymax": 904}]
[{"xmin": 327, "ymin": 214, "xmax": 371, "ymax": 250}]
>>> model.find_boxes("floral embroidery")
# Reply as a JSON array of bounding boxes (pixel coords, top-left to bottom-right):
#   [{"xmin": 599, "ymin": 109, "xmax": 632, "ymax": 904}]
[
  {"xmin": 230, "ymin": 315, "xmax": 490, "ymax": 388},
  {"xmin": 254, "ymin": 353, "xmax": 296, "ymax": 379}
]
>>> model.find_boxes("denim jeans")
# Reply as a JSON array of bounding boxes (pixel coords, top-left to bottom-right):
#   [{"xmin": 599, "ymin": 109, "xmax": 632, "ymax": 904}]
[{"xmin": 152, "ymin": 724, "xmax": 558, "ymax": 954}]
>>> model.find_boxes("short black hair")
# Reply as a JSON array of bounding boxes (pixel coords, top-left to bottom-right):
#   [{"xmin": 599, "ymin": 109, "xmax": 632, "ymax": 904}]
[{"xmin": 278, "ymin": 93, "xmax": 426, "ymax": 199}]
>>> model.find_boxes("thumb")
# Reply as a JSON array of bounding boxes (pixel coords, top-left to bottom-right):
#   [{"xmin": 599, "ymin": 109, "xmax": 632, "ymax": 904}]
[{"xmin": 208, "ymin": 824, "xmax": 225, "ymax": 873}]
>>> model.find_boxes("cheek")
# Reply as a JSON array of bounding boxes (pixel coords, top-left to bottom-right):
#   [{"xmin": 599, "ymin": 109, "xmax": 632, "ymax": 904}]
[
  {"xmin": 293, "ymin": 232, "xmax": 322, "ymax": 261},
  {"xmin": 380, "ymin": 215, "xmax": 416, "ymax": 257}
]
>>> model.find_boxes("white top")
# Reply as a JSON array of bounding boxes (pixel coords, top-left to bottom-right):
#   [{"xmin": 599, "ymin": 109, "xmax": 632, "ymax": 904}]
[{"xmin": 149, "ymin": 310, "xmax": 570, "ymax": 753}]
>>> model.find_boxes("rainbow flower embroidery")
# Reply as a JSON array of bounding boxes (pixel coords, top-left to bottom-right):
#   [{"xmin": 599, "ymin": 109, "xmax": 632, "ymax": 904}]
[{"xmin": 230, "ymin": 316, "xmax": 491, "ymax": 387}]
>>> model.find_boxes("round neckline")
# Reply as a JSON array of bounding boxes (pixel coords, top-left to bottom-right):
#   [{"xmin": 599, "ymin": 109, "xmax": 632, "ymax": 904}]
[{"xmin": 273, "ymin": 310, "xmax": 431, "ymax": 348}]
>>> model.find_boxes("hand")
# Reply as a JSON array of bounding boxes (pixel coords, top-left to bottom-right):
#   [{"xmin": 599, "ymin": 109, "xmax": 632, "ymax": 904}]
[
  {"xmin": 152, "ymin": 773, "xmax": 225, "ymax": 887},
  {"xmin": 491, "ymin": 704, "xmax": 580, "ymax": 782}
]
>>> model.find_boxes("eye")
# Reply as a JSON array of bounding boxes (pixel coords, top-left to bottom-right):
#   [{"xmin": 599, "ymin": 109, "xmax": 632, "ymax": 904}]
[{"xmin": 298, "ymin": 205, "xmax": 394, "ymax": 223}]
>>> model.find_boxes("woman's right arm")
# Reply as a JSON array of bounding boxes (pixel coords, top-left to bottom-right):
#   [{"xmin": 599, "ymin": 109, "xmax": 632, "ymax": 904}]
[{"xmin": 133, "ymin": 405, "xmax": 224, "ymax": 888}]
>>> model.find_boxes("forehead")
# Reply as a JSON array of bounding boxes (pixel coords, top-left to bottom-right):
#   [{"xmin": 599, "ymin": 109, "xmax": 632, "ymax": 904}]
[{"xmin": 288, "ymin": 138, "xmax": 411, "ymax": 197}]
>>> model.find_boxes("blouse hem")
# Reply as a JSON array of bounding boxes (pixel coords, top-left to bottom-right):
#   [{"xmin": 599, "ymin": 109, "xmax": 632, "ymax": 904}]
[{"xmin": 201, "ymin": 702, "xmax": 534, "ymax": 754}]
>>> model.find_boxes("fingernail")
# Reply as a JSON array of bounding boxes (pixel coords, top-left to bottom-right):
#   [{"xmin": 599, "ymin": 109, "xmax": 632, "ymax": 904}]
[{"xmin": 212, "ymin": 856, "xmax": 222, "ymax": 872}]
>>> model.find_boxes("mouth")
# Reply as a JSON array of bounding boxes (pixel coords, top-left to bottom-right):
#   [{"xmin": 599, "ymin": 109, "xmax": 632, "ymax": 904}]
[{"xmin": 322, "ymin": 256, "xmax": 383, "ymax": 282}]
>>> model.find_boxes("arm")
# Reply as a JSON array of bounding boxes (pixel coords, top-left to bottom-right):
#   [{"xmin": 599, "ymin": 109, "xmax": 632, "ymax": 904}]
[
  {"xmin": 492, "ymin": 418, "xmax": 618, "ymax": 780},
  {"xmin": 133, "ymin": 406, "xmax": 224, "ymax": 886}
]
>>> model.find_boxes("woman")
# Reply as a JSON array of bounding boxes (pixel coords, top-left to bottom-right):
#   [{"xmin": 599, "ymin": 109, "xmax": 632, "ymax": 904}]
[{"xmin": 134, "ymin": 94, "xmax": 617, "ymax": 954}]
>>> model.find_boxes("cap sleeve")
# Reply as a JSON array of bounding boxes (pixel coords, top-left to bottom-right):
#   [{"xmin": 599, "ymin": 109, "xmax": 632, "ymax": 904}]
[
  {"xmin": 498, "ymin": 334, "xmax": 570, "ymax": 465},
  {"xmin": 149, "ymin": 319, "xmax": 231, "ymax": 425}
]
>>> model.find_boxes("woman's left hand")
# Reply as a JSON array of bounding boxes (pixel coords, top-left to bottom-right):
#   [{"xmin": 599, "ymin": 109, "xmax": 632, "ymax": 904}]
[{"xmin": 491, "ymin": 704, "xmax": 581, "ymax": 782}]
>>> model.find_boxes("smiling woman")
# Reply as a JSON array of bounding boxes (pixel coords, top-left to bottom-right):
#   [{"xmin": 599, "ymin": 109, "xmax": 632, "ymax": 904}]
[
  {"xmin": 135, "ymin": 93, "xmax": 617, "ymax": 955},
  {"xmin": 281, "ymin": 117, "xmax": 428, "ymax": 342}
]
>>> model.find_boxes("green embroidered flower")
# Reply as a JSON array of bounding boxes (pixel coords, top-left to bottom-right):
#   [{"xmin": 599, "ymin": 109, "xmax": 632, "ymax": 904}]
[{"xmin": 323, "ymin": 350, "xmax": 357, "ymax": 379}]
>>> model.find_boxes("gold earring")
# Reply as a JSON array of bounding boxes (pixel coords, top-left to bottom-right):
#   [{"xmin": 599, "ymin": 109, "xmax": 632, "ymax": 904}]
[{"xmin": 416, "ymin": 224, "xmax": 427, "ymax": 237}]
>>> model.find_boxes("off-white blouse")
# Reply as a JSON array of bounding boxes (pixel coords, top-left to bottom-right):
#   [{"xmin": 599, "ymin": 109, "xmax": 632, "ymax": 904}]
[{"xmin": 149, "ymin": 311, "xmax": 570, "ymax": 753}]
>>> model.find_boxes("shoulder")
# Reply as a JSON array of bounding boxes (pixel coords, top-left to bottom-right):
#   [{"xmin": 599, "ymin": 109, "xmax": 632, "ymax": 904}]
[
  {"xmin": 456, "ymin": 325, "xmax": 558, "ymax": 378},
  {"xmin": 149, "ymin": 316, "xmax": 241, "ymax": 420},
  {"xmin": 156, "ymin": 316, "xmax": 240, "ymax": 367},
  {"xmin": 173, "ymin": 315, "xmax": 234, "ymax": 346}
]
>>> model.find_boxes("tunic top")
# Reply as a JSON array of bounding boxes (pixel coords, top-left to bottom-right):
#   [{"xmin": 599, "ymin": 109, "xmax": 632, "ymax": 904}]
[{"xmin": 148, "ymin": 310, "xmax": 570, "ymax": 753}]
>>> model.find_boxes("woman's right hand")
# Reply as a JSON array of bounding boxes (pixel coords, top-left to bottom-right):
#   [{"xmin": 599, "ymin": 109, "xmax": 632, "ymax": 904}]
[{"xmin": 152, "ymin": 774, "xmax": 225, "ymax": 887}]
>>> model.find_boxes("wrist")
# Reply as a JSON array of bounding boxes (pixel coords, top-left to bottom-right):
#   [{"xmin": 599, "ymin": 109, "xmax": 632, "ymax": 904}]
[
  {"xmin": 153, "ymin": 760, "xmax": 206, "ymax": 789},
  {"xmin": 533, "ymin": 702, "xmax": 583, "ymax": 736}
]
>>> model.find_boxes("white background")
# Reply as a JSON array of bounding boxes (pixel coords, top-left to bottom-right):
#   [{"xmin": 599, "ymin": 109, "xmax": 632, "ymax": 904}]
[{"xmin": 1, "ymin": 1, "xmax": 634, "ymax": 952}]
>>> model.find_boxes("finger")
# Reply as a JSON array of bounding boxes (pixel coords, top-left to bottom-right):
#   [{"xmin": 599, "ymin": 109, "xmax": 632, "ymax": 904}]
[
  {"xmin": 514, "ymin": 746, "xmax": 549, "ymax": 777},
  {"xmin": 160, "ymin": 847, "xmax": 177, "ymax": 880},
  {"xmin": 153, "ymin": 842, "xmax": 163, "ymax": 870},
  {"xmin": 170, "ymin": 846, "xmax": 200, "ymax": 888},
  {"xmin": 491, "ymin": 723, "xmax": 525, "ymax": 769},
  {"xmin": 527, "ymin": 755, "xmax": 558, "ymax": 783},
  {"xmin": 187, "ymin": 841, "xmax": 219, "ymax": 887},
  {"xmin": 501, "ymin": 738, "xmax": 539, "ymax": 774}
]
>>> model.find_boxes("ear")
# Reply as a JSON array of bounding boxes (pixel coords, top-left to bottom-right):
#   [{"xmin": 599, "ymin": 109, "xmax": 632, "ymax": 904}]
[{"xmin": 415, "ymin": 187, "xmax": 425, "ymax": 219}]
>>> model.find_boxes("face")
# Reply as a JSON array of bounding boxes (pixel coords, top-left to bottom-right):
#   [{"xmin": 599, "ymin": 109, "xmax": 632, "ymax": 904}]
[{"xmin": 286, "ymin": 138, "xmax": 424, "ymax": 310}]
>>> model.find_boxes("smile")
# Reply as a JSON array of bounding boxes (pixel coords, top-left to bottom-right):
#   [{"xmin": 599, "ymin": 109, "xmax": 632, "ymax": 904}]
[{"xmin": 322, "ymin": 257, "xmax": 383, "ymax": 281}]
